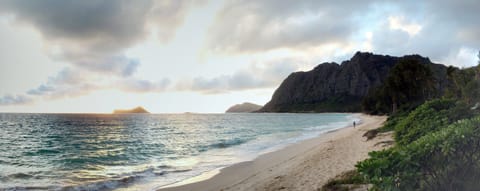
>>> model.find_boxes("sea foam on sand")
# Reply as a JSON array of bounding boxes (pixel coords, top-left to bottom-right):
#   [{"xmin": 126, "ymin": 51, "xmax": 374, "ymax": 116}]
[{"xmin": 158, "ymin": 114, "xmax": 390, "ymax": 191}]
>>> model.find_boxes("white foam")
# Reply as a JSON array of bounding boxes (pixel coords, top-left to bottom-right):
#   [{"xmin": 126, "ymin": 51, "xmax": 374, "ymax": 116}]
[{"xmin": 64, "ymin": 113, "xmax": 358, "ymax": 191}]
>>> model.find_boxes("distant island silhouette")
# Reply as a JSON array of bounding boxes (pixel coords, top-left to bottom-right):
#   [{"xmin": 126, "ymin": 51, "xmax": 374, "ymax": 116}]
[
  {"xmin": 226, "ymin": 102, "xmax": 262, "ymax": 113},
  {"xmin": 113, "ymin": 106, "xmax": 150, "ymax": 114}
]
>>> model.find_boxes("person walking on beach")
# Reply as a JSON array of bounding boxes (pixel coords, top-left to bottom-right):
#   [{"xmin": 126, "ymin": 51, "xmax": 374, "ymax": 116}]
[{"xmin": 353, "ymin": 121, "xmax": 356, "ymax": 128}]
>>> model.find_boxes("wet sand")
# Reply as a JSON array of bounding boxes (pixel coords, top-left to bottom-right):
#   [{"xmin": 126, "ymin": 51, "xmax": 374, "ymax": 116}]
[{"xmin": 159, "ymin": 114, "xmax": 390, "ymax": 191}]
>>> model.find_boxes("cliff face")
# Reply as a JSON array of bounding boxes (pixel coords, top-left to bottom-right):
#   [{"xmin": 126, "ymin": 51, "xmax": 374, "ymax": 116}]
[
  {"xmin": 259, "ymin": 52, "xmax": 448, "ymax": 112},
  {"xmin": 226, "ymin": 102, "xmax": 262, "ymax": 113}
]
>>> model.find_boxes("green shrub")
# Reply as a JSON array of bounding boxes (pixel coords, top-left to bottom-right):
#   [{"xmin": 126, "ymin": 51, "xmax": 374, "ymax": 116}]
[
  {"xmin": 356, "ymin": 147, "xmax": 417, "ymax": 191},
  {"xmin": 407, "ymin": 117, "xmax": 480, "ymax": 190},
  {"xmin": 357, "ymin": 116, "xmax": 480, "ymax": 191},
  {"xmin": 394, "ymin": 99, "xmax": 472, "ymax": 145},
  {"xmin": 378, "ymin": 111, "xmax": 408, "ymax": 133}
]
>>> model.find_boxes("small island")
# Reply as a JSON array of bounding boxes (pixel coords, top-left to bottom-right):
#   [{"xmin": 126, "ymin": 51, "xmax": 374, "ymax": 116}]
[
  {"xmin": 113, "ymin": 106, "xmax": 150, "ymax": 114},
  {"xmin": 226, "ymin": 102, "xmax": 262, "ymax": 113}
]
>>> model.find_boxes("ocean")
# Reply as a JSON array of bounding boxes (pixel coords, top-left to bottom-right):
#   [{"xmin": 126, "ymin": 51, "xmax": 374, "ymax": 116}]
[{"xmin": 0, "ymin": 113, "xmax": 358, "ymax": 191}]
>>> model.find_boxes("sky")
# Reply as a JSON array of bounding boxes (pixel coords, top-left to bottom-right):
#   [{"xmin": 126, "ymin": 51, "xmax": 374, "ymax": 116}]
[{"xmin": 0, "ymin": 0, "xmax": 479, "ymax": 113}]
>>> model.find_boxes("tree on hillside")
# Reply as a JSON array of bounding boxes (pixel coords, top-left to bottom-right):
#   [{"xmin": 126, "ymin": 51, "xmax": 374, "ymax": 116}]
[
  {"xmin": 384, "ymin": 58, "xmax": 434, "ymax": 113},
  {"xmin": 362, "ymin": 58, "xmax": 435, "ymax": 114},
  {"xmin": 476, "ymin": 50, "xmax": 480, "ymax": 80},
  {"xmin": 446, "ymin": 66, "xmax": 461, "ymax": 98},
  {"xmin": 463, "ymin": 51, "xmax": 480, "ymax": 104},
  {"xmin": 446, "ymin": 65, "xmax": 479, "ymax": 104}
]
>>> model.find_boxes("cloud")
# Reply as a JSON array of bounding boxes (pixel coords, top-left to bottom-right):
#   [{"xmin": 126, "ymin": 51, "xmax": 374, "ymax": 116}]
[
  {"xmin": 0, "ymin": 0, "xmax": 152, "ymax": 67},
  {"xmin": 364, "ymin": 1, "xmax": 480, "ymax": 66},
  {"xmin": 26, "ymin": 84, "xmax": 55, "ymax": 96},
  {"xmin": 442, "ymin": 47, "xmax": 479, "ymax": 68},
  {"xmin": 207, "ymin": 0, "xmax": 479, "ymax": 68},
  {"xmin": 2, "ymin": 0, "xmax": 480, "ymax": 108},
  {"xmin": 72, "ymin": 55, "xmax": 140, "ymax": 77},
  {"xmin": 207, "ymin": 0, "xmax": 376, "ymax": 53},
  {"xmin": 20, "ymin": 67, "xmax": 171, "ymax": 105},
  {"xmin": 177, "ymin": 58, "xmax": 302, "ymax": 93},
  {"xmin": 148, "ymin": 0, "xmax": 206, "ymax": 42},
  {"xmin": 0, "ymin": 0, "xmax": 201, "ymax": 76},
  {"xmin": 0, "ymin": 0, "xmax": 203, "ymax": 106},
  {"xmin": 25, "ymin": 68, "xmax": 98, "ymax": 99},
  {"xmin": 0, "ymin": 1, "xmax": 151, "ymax": 44},
  {"xmin": 388, "ymin": 16, "xmax": 422, "ymax": 36},
  {"xmin": 0, "ymin": 94, "xmax": 32, "ymax": 106},
  {"xmin": 118, "ymin": 78, "xmax": 171, "ymax": 93}
]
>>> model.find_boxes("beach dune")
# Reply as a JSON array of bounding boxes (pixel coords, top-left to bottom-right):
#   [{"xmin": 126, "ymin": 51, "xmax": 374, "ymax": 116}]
[{"xmin": 159, "ymin": 114, "xmax": 390, "ymax": 191}]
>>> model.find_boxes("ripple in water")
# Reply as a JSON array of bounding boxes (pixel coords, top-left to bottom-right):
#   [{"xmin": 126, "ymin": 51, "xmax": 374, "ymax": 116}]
[{"xmin": 0, "ymin": 113, "xmax": 356, "ymax": 190}]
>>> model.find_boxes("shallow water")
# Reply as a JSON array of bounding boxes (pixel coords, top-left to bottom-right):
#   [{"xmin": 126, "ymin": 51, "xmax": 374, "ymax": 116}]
[{"xmin": 0, "ymin": 113, "xmax": 356, "ymax": 190}]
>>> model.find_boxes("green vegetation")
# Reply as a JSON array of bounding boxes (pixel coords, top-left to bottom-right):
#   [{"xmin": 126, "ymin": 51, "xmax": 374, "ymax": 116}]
[
  {"xmin": 321, "ymin": 170, "xmax": 367, "ymax": 191},
  {"xmin": 394, "ymin": 99, "xmax": 472, "ymax": 145},
  {"xmin": 445, "ymin": 66, "xmax": 480, "ymax": 104},
  {"xmin": 363, "ymin": 58, "xmax": 436, "ymax": 115},
  {"xmin": 357, "ymin": 116, "xmax": 480, "ymax": 191},
  {"xmin": 348, "ymin": 54, "xmax": 480, "ymax": 191},
  {"xmin": 378, "ymin": 111, "xmax": 408, "ymax": 132},
  {"xmin": 355, "ymin": 97, "xmax": 478, "ymax": 190}
]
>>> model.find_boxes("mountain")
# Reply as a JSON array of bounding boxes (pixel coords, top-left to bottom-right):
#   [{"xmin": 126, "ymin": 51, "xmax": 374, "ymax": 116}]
[
  {"xmin": 259, "ymin": 52, "xmax": 449, "ymax": 112},
  {"xmin": 226, "ymin": 102, "xmax": 263, "ymax": 113},
  {"xmin": 113, "ymin": 106, "xmax": 150, "ymax": 114}
]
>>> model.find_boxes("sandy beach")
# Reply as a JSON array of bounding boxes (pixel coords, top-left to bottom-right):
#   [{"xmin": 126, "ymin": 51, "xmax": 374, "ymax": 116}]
[{"xmin": 159, "ymin": 114, "xmax": 390, "ymax": 191}]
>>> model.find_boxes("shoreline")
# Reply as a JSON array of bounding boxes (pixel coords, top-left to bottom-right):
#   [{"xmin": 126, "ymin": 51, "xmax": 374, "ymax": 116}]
[{"xmin": 158, "ymin": 114, "xmax": 390, "ymax": 191}]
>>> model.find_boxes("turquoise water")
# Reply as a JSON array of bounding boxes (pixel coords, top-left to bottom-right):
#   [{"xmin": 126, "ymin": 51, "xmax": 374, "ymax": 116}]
[{"xmin": 0, "ymin": 113, "xmax": 357, "ymax": 190}]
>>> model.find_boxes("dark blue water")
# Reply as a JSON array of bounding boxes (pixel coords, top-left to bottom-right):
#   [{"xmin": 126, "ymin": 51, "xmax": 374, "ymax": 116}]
[{"xmin": 0, "ymin": 113, "xmax": 356, "ymax": 190}]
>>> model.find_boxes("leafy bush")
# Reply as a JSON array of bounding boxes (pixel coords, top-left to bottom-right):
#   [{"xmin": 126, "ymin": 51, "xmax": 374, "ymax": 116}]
[
  {"xmin": 407, "ymin": 118, "xmax": 480, "ymax": 190},
  {"xmin": 378, "ymin": 111, "xmax": 408, "ymax": 133},
  {"xmin": 357, "ymin": 117, "xmax": 480, "ymax": 191},
  {"xmin": 357, "ymin": 145, "xmax": 427, "ymax": 191},
  {"xmin": 394, "ymin": 99, "xmax": 472, "ymax": 145},
  {"xmin": 354, "ymin": 59, "xmax": 480, "ymax": 191}
]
